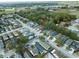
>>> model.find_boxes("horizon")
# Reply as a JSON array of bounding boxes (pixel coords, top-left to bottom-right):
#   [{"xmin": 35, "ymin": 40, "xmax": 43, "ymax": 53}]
[{"xmin": 0, "ymin": 0, "xmax": 78, "ymax": 3}]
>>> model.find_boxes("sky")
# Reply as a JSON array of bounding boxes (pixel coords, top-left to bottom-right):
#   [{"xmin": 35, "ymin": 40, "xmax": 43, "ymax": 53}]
[
  {"xmin": 0, "ymin": 0, "xmax": 53, "ymax": 2},
  {"xmin": 0, "ymin": 0, "xmax": 78, "ymax": 3}
]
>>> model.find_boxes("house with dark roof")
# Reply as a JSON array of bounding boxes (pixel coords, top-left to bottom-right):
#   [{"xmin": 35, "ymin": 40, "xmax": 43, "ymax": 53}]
[
  {"xmin": 50, "ymin": 31, "xmax": 58, "ymax": 36},
  {"xmin": 71, "ymin": 41, "xmax": 79, "ymax": 50},
  {"xmin": 65, "ymin": 39, "xmax": 73, "ymax": 46},
  {"xmin": 60, "ymin": 35, "xmax": 69, "ymax": 44},
  {"xmin": 39, "ymin": 41, "xmax": 51, "ymax": 51},
  {"xmin": 35, "ymin": 42, "xmax": 46, "ymax": 54}
]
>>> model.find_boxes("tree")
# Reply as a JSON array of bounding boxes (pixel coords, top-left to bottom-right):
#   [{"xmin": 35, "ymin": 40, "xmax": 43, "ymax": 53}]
[
  {"xmin": 16, "ymin": 35, "xmax": 28, "ymax": 58},
  {"xmin": 17, "ymin": 9, "xmax": 78, "ymax": 41},
  {"xmin": 69, "ymin": 32, "xmax": 78, "ymax": 40},
  {"xmin": 55, "ymin": 38, "xmax": 64, "ymax": 47},
  {"xmin": 39, "ymin": 36, "xmax": 45, "ymax": 42}
]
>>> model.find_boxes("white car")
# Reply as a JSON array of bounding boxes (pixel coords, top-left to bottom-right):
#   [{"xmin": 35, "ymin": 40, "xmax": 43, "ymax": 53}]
[{"xmin": 28, "ymin": 36, "xmax": 34, "ymax": 40}]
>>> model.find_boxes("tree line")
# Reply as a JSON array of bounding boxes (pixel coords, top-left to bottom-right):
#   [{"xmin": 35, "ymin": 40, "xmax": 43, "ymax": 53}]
[{"xmin": 17, "ymin": 8, "xmax": 79, "ymax": 41}]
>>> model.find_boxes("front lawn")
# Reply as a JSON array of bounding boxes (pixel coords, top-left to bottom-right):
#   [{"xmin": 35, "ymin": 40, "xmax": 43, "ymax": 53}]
[{"xmin": 55, "ymin": 38, "xmax": 64, "ymax": 47}]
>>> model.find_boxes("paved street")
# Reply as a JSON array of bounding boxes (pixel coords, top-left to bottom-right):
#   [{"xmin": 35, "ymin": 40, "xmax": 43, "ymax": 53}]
[
  {"xmin": 1, "ymin": 14, "xmax": 78, "ymax": 58},
  {"xmin": 0, "ymin": 27, "xmax": 22, "ymax": 36},
  {"xmin": 15, "ymin": 14, "xmax": 79, "ymax": 58}
]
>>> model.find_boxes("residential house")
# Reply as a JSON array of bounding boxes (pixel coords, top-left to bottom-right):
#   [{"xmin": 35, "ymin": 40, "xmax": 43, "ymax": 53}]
[{"xmin": 35, "ymin": 42, "xmax": 46, "ymax": 54}]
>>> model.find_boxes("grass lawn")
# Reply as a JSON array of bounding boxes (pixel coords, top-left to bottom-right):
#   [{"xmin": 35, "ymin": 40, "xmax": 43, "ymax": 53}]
[
  {"xmin": 69, "ymin": 11, "xmax": 79, "ymax": 18},
  {"xmin": 55, "ymin": 38, "xmax": 64, "ymax": 47},
  {"xmin": 53, "ymin": 9, "xmax": 70, "ymax": 13},
  {"xmin": 75, "ymin": 25, "xmax": 79, "ymax": 30},
  {"xmin": 53, "ymin": 9, "xmax": 79, "ymax": 18}
]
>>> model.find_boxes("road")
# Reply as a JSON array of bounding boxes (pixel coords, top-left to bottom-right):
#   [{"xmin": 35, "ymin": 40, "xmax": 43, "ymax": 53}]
[
  {"xmin": 15, "ymin": 14, "xmax": 79, "ymax": 58},
  {"xmin": 0, "ymin": 14, "xmax": 28, "ymax": 37},
  {"xmin": 15, "ymin": 16, "xmax": 43, "ymax": 37},
  {"xmin": 0, "ymin": 27, "xmax": 23, "ymax": 36},
  {"xmin": 1, "ymin": 14, "xmax": 78, "ymax": 58}
]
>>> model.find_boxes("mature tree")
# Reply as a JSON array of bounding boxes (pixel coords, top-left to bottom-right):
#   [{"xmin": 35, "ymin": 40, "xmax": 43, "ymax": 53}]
[
  {"xmin": 16, "ymin": 35, "xmax": 28, "ymax": 58},
  {"xmin": 17, "ymin": 9, "xmax": 78, "ymax": 41}
]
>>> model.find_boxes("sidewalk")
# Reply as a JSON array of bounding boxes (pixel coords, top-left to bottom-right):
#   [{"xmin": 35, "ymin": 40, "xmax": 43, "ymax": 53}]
[{"xmin": 47, "ymin": 39, "xmax": 79, "ymax": 58}]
